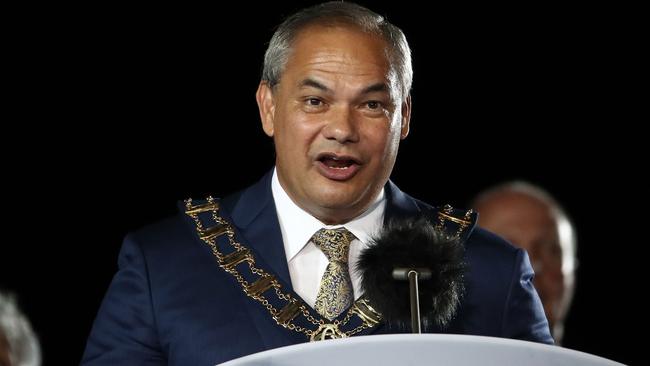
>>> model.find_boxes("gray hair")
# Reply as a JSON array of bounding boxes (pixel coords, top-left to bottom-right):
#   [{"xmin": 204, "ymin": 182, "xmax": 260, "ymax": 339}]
[
  {"xmin": 262, "ymin": 1, "xmax": 413, "ymax": 101},
  {"xmin": 0, "ymin": 292, "xmax": 41, "ymax": 366}
]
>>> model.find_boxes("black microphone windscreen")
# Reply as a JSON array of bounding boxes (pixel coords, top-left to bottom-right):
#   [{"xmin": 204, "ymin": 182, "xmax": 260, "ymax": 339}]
[{"xmin": 356, "ymin": 213, "xmax": 465, "ymax": 330}]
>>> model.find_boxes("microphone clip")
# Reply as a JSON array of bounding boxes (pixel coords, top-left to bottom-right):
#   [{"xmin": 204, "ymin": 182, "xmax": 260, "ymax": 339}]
[{"xmin": 392, "ymin": 268, "xmax": 432, "ymax": 333}]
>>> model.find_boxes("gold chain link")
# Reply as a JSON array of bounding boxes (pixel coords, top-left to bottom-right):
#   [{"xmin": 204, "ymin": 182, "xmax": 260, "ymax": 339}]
[{"xmin": 436, "ymin": 204, "xmax": 473, "ymax": 239}]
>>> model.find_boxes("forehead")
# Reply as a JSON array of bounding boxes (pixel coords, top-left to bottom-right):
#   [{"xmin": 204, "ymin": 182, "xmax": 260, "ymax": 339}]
[{"xmin": 282, "ymin": 25, "xmax": 393, "ymax": 86}]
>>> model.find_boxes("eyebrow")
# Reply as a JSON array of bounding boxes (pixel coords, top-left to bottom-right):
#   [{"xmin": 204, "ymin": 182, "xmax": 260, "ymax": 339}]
[
  {"xmin": 360, "ymin": 83, "xmax": 389, "ymax": 95},
  {"xmin": 298, "ymin": 78, "xmax": 389, "ymax": 96},
  {"xmin": 299, "ymin": 78, "xmax": 332, "ymax": 93}
]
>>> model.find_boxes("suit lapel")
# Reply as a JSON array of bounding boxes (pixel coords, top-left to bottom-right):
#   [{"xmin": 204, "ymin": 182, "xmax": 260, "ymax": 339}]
[
  {"xmin": 228, "ymin": 170, "xmax": 293, "ymax": 289},
  {"xmin": 223, "ymin": 171, "xmax": 314, "ymax": 345},
  {"xmin": 383, "ymin": 180, "xmax": 422, "ymax": 223}
]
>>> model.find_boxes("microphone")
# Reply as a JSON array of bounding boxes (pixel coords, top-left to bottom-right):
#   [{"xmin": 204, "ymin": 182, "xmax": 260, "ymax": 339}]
[{"xmin": 356, "ymin": 213, "xmax": 465, "ymax": 332}]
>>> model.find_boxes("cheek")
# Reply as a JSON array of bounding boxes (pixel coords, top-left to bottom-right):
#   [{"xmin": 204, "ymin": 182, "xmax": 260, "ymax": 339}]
[
  {"xmin": 367, "ymin": 123, "xmax": 401, "ymax": 156},
  {"xmin": 277, "ymin": 117, "xmax": 322, "ymax": 160}
]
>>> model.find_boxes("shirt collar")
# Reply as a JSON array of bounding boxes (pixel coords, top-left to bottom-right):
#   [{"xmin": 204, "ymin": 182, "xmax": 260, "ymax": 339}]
[{"xmin": 271, "ymin": 168, "xmax": 386, "ymax": 261}]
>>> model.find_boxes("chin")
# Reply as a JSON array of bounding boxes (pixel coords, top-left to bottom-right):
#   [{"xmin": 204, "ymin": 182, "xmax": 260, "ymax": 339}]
[
  {"xmin": 313, "ymin": 185, "xmax": 367, "ymax": 209},
  {"xmin": 316, "ymin": 194, "xmax": 357, "ymax": 210}
]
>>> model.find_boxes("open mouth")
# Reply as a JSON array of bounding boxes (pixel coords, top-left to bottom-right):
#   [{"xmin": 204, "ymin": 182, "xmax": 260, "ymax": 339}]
[{"xmin": 315, "ymin": 153, "xmax": 362, "ymax": 181}]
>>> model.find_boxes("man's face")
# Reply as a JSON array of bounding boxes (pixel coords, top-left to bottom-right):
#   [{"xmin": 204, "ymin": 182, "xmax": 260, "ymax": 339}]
[
  {"xmin": 257, "ymin": 25, "xmax": 410, "ymax": 224},
  {"xmin": 475, "ymin": 193, "xmax": 566, "ymax": 330}
]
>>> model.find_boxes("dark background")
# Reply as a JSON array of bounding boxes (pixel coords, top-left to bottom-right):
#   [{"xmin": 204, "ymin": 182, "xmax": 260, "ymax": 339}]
[{"xmin": 2, "ymin": 1, "xmax": 643, "ymax": 365}]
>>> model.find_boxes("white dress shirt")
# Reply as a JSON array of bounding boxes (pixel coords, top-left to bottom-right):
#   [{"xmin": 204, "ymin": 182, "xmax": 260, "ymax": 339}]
[{"xmin": 271, "ymin": 169, "xmax": 386, "ymax": 308}]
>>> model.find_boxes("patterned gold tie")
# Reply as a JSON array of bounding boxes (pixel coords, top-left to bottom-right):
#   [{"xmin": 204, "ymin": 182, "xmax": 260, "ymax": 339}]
[{"xmin": 312, "ymin": 228, "xmax": 356, "ymax": 320}]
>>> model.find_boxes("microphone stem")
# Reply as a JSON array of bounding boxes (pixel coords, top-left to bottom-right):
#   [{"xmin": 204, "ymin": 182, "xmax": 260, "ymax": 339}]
[{"xmin": 408, "ymin": 270, "xmax": 421, "ymax": 333}]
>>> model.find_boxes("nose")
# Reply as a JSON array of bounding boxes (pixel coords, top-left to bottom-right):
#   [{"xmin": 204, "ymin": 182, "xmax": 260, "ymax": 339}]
[
  {"xmin": 322, "ymin": 106, "xmax": 359, "ymax": 144},
  {"xmin": 321, "ymin": 105, "xmax": 359, "ymax": 144}
]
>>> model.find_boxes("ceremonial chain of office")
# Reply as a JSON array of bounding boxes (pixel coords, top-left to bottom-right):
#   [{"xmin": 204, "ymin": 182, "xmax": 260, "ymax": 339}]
[{"xmin": 184, "ymin": 197, "xmax": 382, "ymax": 341}]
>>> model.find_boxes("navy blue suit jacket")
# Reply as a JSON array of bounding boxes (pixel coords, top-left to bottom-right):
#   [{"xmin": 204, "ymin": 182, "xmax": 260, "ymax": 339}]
[{"xmin": 82, "ymin": 171, "xmax": 552, "ymax": 365}]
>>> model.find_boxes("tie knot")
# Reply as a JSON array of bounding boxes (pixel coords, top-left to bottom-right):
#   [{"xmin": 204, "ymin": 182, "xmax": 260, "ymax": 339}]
[{"xmin": 312, "ymin": 228, "xmax": 355, "ymax": 262}]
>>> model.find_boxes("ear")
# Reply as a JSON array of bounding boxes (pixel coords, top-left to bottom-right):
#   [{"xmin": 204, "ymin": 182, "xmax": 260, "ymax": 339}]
[
  {"xmin": 256, "ymin": 81, "xmax": 276, "ymax": 137},
  {"xmin": 400, "ymin": 95, "xmax": 411, "ymax": 140}
]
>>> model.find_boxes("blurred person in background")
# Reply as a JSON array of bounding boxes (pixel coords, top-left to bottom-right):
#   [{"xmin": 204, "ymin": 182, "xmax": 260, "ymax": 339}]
[{"xmin": 472, "ymin": 181, "xmax": 577, "ymax": 344}]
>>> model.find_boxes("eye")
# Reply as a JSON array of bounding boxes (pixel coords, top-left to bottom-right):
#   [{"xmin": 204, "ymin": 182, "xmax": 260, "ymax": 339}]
[
  {"xmin": 307, "ymin": 98, "xmax": 323, "ymax": 106},
  {"xmin": 302, "ymin": 97, "xmax": 328, "ymax": 112},
  {"xmin": 366, "ymin": 101, "xmax": 380, "ymax": 109}
]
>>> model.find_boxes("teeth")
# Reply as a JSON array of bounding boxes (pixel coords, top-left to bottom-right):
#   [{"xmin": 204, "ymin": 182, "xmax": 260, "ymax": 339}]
[{"xmin": 323, "ymin": 158, "xmax": 353, "ymax": 168}]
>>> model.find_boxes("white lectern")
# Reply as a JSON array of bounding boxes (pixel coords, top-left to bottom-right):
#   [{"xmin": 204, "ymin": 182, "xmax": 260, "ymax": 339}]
[{"xmin": 221, "ymin": 334, "xmax": 624, "ymax": 366}]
